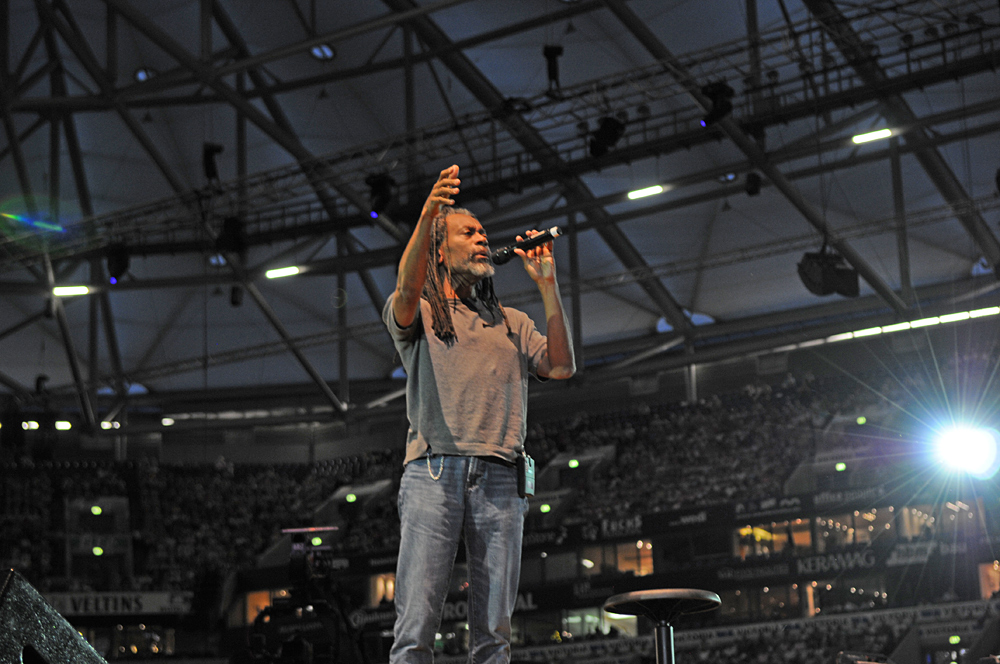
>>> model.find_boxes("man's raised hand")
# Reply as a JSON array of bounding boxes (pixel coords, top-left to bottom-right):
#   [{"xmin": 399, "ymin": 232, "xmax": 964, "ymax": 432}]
[{"xmin": 421, "ymin": 165, "xmax": 460, "ymax": 222}]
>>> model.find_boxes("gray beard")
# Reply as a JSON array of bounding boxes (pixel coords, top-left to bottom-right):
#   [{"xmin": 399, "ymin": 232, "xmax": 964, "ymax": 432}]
[{"xmin": 451, "ymin": 257, "xmax": 495, "ymax": 286}]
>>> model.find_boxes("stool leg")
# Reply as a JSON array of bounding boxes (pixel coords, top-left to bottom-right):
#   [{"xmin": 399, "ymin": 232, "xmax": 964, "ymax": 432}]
[{"xmin": 654, "ymin": 622, "xmax": 674, "ymax": 664}]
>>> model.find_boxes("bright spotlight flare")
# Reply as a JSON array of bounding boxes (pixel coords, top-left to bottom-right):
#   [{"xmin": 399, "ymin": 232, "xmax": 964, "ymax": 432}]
[
  {"xmin": 490, "ymin": 226, "xmax": 562, "ymax": 265},
  {"xmin": 935, "ymin": 426, "xmax": 1000, "ymax": 480}
]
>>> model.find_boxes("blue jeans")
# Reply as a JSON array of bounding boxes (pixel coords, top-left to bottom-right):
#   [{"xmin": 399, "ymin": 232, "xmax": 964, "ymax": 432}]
[{"xmin": 391, "ymin": 455, "xmax": 528, "ymax": 664}]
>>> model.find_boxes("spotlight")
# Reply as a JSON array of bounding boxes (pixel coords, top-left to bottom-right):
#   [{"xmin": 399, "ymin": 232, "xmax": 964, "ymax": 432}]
[
  {"xmin": 588, "ymin": 116, "xmax": 626, "ymax": 157},
  {"xmin": 310, "ymin": 44, "xmax": 336, "ymax": 61},
  {"xmin": 230, "ymin": 285, "xmax": 243, "ymax": 307},
  {"xmin": 745, "ymin": 172, "xmax": 762, "ymax": 196},
  {"xmin": 700, "ymin": 81, "xmax": 734, "ymax": 127},
  {"xmin": 797, "ymin": 245, "xmax": 859, "ymax": 298},
  {"xmin": 216, "ymin": 217, "xmax": 248, "ymax": 260},
  {"xmin": 365, "ymin": 173, "xmax": 396, "ymax": 215},
  {"xmin": 543, "ymin": 44, "xmax": 564, "ymax": 94},
  {"xmin": 202, "ymin": 142, "xmax": 224, "ymax": 183},
  {"xmin": 934, "ymin": 427, "xmax": 1000, "ymax": 479},
  {"xmin": 106, "ymin": 243, "xmax": 129, "ymax": 283}
]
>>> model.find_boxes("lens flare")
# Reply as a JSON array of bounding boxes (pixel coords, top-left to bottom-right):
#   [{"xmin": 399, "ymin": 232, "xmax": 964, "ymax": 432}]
[{"xmin": 934, "ymin": 427, "xmax": 1000, "ymax": 479}]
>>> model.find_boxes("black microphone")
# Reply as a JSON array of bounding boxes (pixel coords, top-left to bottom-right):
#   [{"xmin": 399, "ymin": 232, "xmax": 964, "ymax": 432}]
[{"xmin": 490, "ymin": 226, "xmax": 563, "ymax": 265}]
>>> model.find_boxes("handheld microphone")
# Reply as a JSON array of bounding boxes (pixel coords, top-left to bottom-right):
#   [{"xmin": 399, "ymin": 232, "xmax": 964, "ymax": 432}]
[{"xmin": 490, "ymin": 226, "xmax": 563, "ymax": 265}]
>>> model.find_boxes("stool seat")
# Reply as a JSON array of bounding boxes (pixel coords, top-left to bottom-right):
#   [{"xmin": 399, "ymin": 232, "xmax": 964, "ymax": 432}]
[
  {"xmin": 604, "ymin": 589, "xmax": 721, "ymax": 664},
  {"xmin": 603, "ymin": 588, "xmax": 721, "ymax": 624}
]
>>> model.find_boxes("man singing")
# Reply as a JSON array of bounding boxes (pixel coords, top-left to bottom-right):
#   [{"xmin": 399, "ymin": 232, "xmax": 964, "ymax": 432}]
[{"xmin": 383, "ymin": 164, "xmax": 575, "ymax": 664}]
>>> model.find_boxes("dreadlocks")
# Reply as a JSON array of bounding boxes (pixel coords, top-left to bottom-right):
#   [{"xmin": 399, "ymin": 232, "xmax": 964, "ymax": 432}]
[{"xmin": 422, "ymin": 206, "xmax": 511, "ymax": 344}]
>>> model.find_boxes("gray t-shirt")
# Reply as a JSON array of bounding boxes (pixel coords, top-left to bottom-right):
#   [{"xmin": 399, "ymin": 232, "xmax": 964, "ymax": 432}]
[{"xmin": 383, "ymin": 293, "xmax": 548, "ymax": 464}]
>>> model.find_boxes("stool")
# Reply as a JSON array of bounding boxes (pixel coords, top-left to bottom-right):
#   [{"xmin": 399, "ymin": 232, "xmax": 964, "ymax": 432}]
[{"xmin": 603, "ymin": 589, "xmax": 720, "ymax": 664}]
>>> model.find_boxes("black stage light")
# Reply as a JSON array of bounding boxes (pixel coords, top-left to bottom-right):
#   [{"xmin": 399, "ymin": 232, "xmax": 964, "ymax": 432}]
[
  {"xmin": 365, "ymin": 173, "xmax": 396, "ymax": 216},
  {"xmin": 216, "ymin": 217, "xmax": 248, "ymax": 261},
  {"xmin": 745, "ymin": 172, "xmax": 762, "ymax": 196},
  {"xmin": 589, "ymin": 116, "xmax": 626, "ymax": 158},
  {"xmin": 797, "ymin": 247, "xmax": 859, "ymax": 298},
  {"xmin": 543, "ymin": 44, "xmax": 564, "ymax": 94},
  {"xmin": 700, "ymin": 81, "xmax": 735, "ymax": 127},
  {"xmin": 202, "ymin": 142, "xmax": 224, "ymax": 182},
  {"xmin": 230, "ymin": 285, "xmax": 243, "ymax": 307},
  {"xmin": 106, "ymin": 243, "xmax": 129, "ymax": 283}
]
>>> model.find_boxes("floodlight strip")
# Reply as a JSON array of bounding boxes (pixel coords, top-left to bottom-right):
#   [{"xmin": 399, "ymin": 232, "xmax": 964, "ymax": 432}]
[
  {"xmin": 52, "ymin": 285, "xmax": 90, "ymax": 296},
  {"xmin": 851, "ymin": 128, "xmax": 893, "ymax": 144},
  {"xmin": 767, "ymin": 305, "xmax": 1000, "ymax": 353},
  {"xmin": 627, "ymin": 185, "xmax": 664, "ymax": 200},
  {"xmin": 265, "ymin": 266, "xmax": 300, "ymax": 279}
]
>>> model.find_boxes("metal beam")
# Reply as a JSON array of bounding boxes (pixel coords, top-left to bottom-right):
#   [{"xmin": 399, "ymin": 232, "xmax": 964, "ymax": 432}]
[
  {"xmin": 6, "ymin": 96, "xmax": 992, "ymax": 273},
  {"xmin": 0, "ymin": 309, "xmax": 47, "ymax": 342},
  {"xmin": 210, "ymin": 0, "xmax": 475, "ymax": 81},
  {"xmin": 602, "ymin": 0, "xmax": 908, "ymax": 316},
  {"xmin": 41, "ymin": 0, "xmax": 128, "ymax": 403},
  {"xmin": 40, "ymin": 0, "xmax": 187, "ymax": 193},
  {"xmin": 337, "ymin": 232, "xmax": 350, "ymax": 403},
  {"xmin": 383, "ymin": 0, "xmax": 694, "ymax": 337},
  {"xmin": 889, "ymin": 137, "xmax": 914, "ymax": 305},
  {"xmin": 0, "ymin": 115, "xmax": 46, "ymax": 164},
  {"xmin": 210, "ymin": 0, "xmax": 396, "ymax": 320},
  {"xmin": 32, "ymin": 3, "xmax": 94, "ymax": 426},
  {"xmin": 243, "ymin": 281, "xmax": 348, "ymax": 412},
  {"xmin": 0, "ymin": 369, "xmax": 31, "ymax": 400},
  {"xmin": 5, "ymin": 147, "xmax": 996, "ymax": 299},
  {"xmin": 199, "ymin": 193, "xmax": 350, "ymax": 411},
  {"xmin": 133, "ymin": 291, "xmax": 198, "ymax": 373},
  {"xmin": 88, "ymin": 273, "xmax": 1000, "ymax": 421},
  {"xmin": 0, "ymin": 105, "xmax": 36, "ymax": 213},
  {"xmin": 101, "ymin": 0, "xmax": 389, "ymax": 410},
  {"xmin": 117, "ymin": 321, "xmax": 383, "ymax": 386},
  {"xmin": 41, "ymin": 253, "xmax": 97, "ymax": 427},
  {"xmin": 801, "ymin": 0, "xmax": 1000, "ymax": 277},
  {"xmin": 104, "ymin": 4, "xmax": 115, "ymax": 75},
  {"xmin": 105, "ymin": 0, "xmax": 582, "ymax": 104}
]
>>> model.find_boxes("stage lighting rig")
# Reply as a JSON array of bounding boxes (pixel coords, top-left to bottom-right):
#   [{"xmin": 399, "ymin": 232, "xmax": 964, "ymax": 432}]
[
  {"xmin": 216, "ymin": 216, "xmax": 248, "ymax": 259},
  {"xmin": 365, "ymin": 173, "xmax": 396, "ymax": 216},
  {"xmin": 745, "ymin": 172, "xmax": 762, "ymax": 196},
  {"xmin": 797, "ymin": 242, "xmax": 859, "ymax": 298},
  {"xmin": 106, "ymin": 243, "xmax": 129, "ymax": 284},
  {"xmin": 589, "ymin": 116, "xmax": 626, "ymax": 157},
  {"xmin": 202, "ymin": 142, "xmax": 224, "ymax": 183},
  {"xmin": 543, "ymin": 44, "xmax": 564, "ymax": 95},
  {"xmin": 700, "ymin": 81, "xmax": 735, "ymax": 127}
]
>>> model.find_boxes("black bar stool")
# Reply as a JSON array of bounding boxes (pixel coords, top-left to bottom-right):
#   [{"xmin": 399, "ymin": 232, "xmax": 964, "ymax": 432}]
[{"xmin": 603, "ymin": 589, "xmax": 721, "ymax": 664}]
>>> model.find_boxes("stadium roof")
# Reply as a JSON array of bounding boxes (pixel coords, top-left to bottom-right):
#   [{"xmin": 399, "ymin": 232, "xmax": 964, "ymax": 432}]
[{"xmin": 2, "ymin": 0, "xmax": 999, "ymax": 431}]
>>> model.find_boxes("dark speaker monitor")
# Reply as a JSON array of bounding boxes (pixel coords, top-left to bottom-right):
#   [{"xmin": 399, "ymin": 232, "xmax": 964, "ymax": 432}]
[
  {"xmin": 0, "ymin": 569, "xmax": 107, "ymax": 663},
  {"xmin": 798, "ymin": 251, "xmax": 859, "ymax": 298}
]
